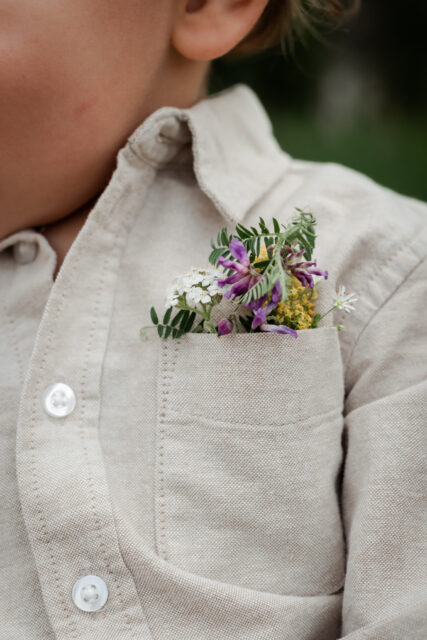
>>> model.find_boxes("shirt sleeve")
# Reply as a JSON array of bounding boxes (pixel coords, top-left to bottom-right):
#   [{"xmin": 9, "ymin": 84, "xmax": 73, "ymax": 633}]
[{"xmin": 338, "ymin": 252, "xmax": 427, "ymax": 639}]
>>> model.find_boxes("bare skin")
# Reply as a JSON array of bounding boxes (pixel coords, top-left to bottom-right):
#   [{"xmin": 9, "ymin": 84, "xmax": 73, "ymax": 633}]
[
  {"xmin": 0, "ymin": 0, "xmax": 269, "ymax": 279},
  {"xmin": 36, "ymin": 196, "xmax": 102, "ymax": 281}
]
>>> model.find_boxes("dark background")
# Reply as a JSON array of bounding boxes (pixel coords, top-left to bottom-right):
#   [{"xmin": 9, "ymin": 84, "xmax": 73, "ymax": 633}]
[{"xmin": 209, "ymin": 0, "xmax": 427, "ymax": 201}]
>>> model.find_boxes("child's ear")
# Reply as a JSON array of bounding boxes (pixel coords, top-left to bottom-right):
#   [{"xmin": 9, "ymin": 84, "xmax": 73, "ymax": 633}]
[{"xmin": 172, "ymin": 0, "xmax": 270, "ymax": 61}]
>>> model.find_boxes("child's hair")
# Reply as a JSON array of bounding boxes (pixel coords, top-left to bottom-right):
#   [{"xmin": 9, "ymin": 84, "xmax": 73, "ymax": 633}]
[{"xmin": 230, "ymin": 0, "xmax": 360, "ymax": 58}]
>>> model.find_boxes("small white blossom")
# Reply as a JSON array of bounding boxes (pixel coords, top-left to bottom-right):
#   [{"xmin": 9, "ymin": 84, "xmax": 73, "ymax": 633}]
[
  {"xmin": 332, "ymin": 285, "xmax": 358, "ymax": 313},
  {"xmin": 164, "ymin": 266, "xmax": 224, "ymax": 309},
  {"xmin": 206, "ymin": 281, "xmax": 222, "ymax": 296},
  {"xmin": 165, "ymin": 292, "xmax": 179, "ymax": 308},
  {"xmin": 186, "ymin": 286, "xmax": 211, "ymax": 305}
]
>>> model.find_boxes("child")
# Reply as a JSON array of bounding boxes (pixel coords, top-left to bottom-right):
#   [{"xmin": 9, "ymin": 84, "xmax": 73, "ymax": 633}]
[{"xmin": 0, "ymin": 1, "xmax": 425, "ymax": 638}]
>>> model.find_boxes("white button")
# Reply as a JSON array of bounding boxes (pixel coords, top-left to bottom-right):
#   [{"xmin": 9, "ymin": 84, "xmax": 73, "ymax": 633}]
[
  {"xmin": 72, "ymin": 575, "xmax": 108, "ymax": 612},
  {"xmin": 13, "ymin": 240, "xmax": 38, "ymax": 265},
  {"xmin": 42, "ymin": 382, "xmax": 76, "ymax": 418}
]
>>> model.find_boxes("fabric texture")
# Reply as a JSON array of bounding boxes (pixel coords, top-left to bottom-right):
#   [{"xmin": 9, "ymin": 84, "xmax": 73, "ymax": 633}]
[{"xmin": 0, "ymin": 83, "xmax": 426, "ymax": 639}]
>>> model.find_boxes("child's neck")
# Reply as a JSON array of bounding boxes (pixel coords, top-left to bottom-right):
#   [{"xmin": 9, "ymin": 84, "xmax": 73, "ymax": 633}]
[{"xmin": 36, "ymin": 194, "xmax": 100, "ymax": 281}]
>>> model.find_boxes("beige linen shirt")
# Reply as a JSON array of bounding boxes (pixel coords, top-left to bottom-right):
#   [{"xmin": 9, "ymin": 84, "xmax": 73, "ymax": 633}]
[{"xmin": 1, "ymin": 84, "xmax": 426, "ymax": 640}]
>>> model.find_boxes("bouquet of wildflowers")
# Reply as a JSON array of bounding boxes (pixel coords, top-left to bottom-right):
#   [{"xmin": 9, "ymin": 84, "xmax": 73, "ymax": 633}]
[{"xmin": 140, "ymin": 209, "xmax": 357, "ymax": 340}]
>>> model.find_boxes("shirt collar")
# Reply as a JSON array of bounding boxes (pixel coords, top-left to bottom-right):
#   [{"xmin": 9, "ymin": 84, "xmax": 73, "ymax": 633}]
[
  {"xmin": 0, "ymin": 83, "xmax": 290, "ymax": 254},
  {"xmin": 125, "ymin": 83, "xmax": 290, "ymax": 226}
]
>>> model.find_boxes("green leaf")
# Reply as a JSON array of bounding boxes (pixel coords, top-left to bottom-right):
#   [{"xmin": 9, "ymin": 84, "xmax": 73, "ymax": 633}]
[
  {"xmin": 171, "ymin": 309, "xmax": 185, "ymax": 326},
  {"xmin": 239, "ymin": 314, "xmax": 253, "ymax": 332},
  {"xmin": 208, "ymin": 247, "xmax": 228, "ymax": 266},
  {"xmin": 194, "ymin": 318, "xmax": 205, "ymax": 332},
  {"xmin": 179, "ymin": 310, "xmax": 191, "ymax": 330},
  {"xmin": 150, "ymin": 307, "xmax": 159, "ymax": 325},
  {"xmin": 310, "ymin": 313, "xmax": 322, "ymax": 329},
  {"xmin": 192, "ymin": 323, "xmax": 204, "ymax": 333},
  {"xmin": 164, "ymin": 325, "xmax": 172, "ymax": 339},
  {"xmin": 252, "ymin": 259, "xmax": 269, "ymax": 270},
  {"xmin": 220, "ymin": 227, "xmax": 229, "ymax": 245},
  {"xmin": 273, "ymin": 217, "xmax": 280, "ymax": 233},
  {"xmin": 280, "ymin": 209, "xmax": 317, "ymax": 261},
  {"xmin": 157, "ymin": 324, "xmax": 164, "ymax": 338},
  {"xmin": 235, "ymin": 225, "xmax": 251, "ymax": 239},
  {"xmin": 163, "ymin": 307, "xmax": 172, "ymax": 324},
  {"xmin": 240, "ymin": 275, "xmax": 269, "ymax": 304},
  {"xmin": 184, "ymin": 311, "xmax": 196, "ymax": 332}
]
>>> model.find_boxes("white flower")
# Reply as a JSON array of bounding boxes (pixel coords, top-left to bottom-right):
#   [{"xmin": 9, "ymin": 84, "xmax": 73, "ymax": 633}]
[
  {"xmin": 165, "ymin": 292, "xmax": 179, "ymax": 308},
  {"xmin": 332, "ymin": 285, "xmax": 358, "ymax": 313},
  {"xmin": 206, "ymin": 282, "xmax": 222, "ymax": 296},
  {"xmin": 164, "ymin": 266, "xmax": 224, "ymax": 309},
  {"xmin": 186, "ymin": 286, "xmax": 212, "ymax": 305}
]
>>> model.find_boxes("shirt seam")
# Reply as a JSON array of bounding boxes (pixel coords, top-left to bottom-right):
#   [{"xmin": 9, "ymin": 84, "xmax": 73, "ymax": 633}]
[
  {"xmin": 343, "ymin": 236, "xmax": 427, "ymax": 374},
  {"xmin": 164, "ymin": 403, "xmax": 343, "ymax": 428}
]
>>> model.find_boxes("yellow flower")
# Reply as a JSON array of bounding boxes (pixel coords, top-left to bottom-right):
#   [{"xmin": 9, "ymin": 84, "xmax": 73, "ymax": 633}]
[
  {"xmin": 274, "ymin": 275, "xmax": 318, "ymax": 330},
  {"xmin": 253, "ymin": 243, "xmax": 270, "ymax": 272},
  {"xmin": 252, "ymin": 244, "xmax": 317, "ymax": 330}
]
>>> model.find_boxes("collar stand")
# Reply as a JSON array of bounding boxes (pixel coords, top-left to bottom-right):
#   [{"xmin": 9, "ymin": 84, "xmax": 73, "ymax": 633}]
[{"xmin": 125, "ymin": 84, "xmax": 290, "ymax": 226}]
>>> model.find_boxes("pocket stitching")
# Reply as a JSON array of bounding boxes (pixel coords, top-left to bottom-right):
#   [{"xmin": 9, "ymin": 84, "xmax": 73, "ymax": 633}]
[
  {"xmin": 155, "ymin": 337, "xmax": 182, "ymax": 561},
  {"xmin": 164, "ymin": 403, "xmax": 343, "ymax": 428}
]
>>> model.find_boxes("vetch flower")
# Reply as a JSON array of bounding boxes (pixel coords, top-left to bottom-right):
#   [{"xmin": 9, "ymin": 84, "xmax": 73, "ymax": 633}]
[
  {"xmin": 281, "ymin": 245, "xmax": 328, "ymax": 289},
  {"xmin": 250, "ymin": 281, "xmax": 282, "ymax": 329},
  {"xmin": 332, "ymin": 285, "xmax": 358, "ymax": 312},
  {"xmin": 217, "ymin": 238, "xmax": 262, "ymax": 300},
  {"xmin": 258, "ymin": 323, "xmax": 298, "ymax": 338},
  {"xmin": 249, "ymin": 281, "xmax": 298, "ymax": 338},
  {"xmin": 217, "ymin": 318, "xmax": 234, "ymax": 336}
]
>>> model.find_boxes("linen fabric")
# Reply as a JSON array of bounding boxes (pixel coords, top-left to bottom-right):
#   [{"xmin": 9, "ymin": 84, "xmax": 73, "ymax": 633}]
[{"xmin": 0, "ymin": 83, "xmax": 426, "ymax": 639}]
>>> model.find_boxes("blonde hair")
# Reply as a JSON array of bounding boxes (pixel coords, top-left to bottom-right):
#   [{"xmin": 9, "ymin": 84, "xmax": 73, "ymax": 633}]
[{"xmin": 229, "ymin": 0, "xmax": 360, "ymax": 58}]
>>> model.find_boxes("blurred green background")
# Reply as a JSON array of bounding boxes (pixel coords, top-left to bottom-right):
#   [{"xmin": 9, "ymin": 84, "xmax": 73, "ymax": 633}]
[{"xmin": 209, "ymin": 1, "xmax": 427, "ymax": 201}]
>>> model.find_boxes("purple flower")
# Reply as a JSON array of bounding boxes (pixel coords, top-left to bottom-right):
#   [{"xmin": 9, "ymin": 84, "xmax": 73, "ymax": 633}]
[
  {"xmin": 282, "ymin": 246, "xmax": 328, "ymax": 289},
  {"xmin": 259, "ymin": 323, "xmax": 298, "ymax": 338},
  {"xmin": 217, "ymin": 318, "xmax": 233, "ymax": 336},
  {"xmin": 217, "ymin": 238, "xmax": 262, "ymax": 301},
  {"xmin": 215, "ymin": 237, "xmax": 324, "ymax": 340},
  {"xmin": 250, "ymin": 281, "xmax": 282, "ymax": 329},
  {"xmin": 247, "ymin": 281, "xmax": 298, "ymax": 337}
]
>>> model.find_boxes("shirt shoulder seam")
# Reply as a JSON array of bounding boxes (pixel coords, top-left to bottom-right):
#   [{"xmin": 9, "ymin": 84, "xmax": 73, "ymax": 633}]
[{"xmin": 343, "ymin": 224, "xmax": 427, "ymax": 372}]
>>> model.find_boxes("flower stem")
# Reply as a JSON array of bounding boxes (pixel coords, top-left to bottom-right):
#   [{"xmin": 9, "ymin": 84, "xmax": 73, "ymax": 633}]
[
  {"xmin": 176, "ymin": 301, "xmax": 209, "ymax": 320},
  {"xmin": 315, "ymin": 305, "xmax": 335, "ymax": 322}
]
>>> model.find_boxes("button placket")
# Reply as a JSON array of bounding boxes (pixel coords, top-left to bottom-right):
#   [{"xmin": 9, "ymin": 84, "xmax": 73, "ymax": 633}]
[{"xmin": 15, "ymin": 161, "xmax": 156, "ymax": 639}]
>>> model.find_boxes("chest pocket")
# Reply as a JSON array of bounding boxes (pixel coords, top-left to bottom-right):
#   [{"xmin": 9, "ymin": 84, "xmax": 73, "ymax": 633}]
[{"xmin": 154, "ymin": 327, "xmax": 346, "ymax": 597}]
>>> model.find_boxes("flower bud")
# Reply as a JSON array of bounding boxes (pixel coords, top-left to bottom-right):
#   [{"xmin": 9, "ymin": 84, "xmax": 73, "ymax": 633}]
[{"xmin": 217, "ymin": 318, "xmax": 233, "ymax": 336}]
